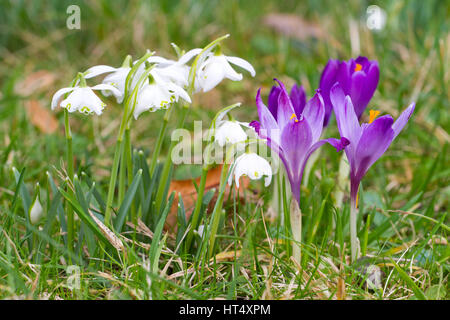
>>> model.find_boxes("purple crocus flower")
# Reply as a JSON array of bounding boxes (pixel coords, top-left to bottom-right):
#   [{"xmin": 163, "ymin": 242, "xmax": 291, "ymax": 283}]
[
  {"xmin": 250, "ymin": 79, "xmax": 350, "ymax": 204},
  {"xmin": 330, "ymin": 83, "xmax": 415, "ymax": 261},
  {"xmin": 267, "ymin": 83, "xmax": 306, "ymax": 120},
  {"xmin": 320, "ymin": 56, "xmax": 379, "ymax": 126}
]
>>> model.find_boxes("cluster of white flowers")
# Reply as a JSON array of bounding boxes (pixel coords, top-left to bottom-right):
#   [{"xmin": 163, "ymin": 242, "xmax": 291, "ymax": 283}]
[
  {"xmin": 208, "ymin": 104, "xmax": 273, "ymax": 188},
  {"xmin": 51, "ymin": 38, "xmax": 272, "ymax": 189},
  {"xmin": 51, "ymin": 44, "xmax": 255, "ymax": 119}
]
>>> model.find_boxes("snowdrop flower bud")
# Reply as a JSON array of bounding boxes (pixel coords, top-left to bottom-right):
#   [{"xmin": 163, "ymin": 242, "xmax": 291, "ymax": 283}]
[
  {"xmin": 51, "ymin": 77, "xmax": 120, "ymax": 115},
  {"xmin": 214, "ymin": 121, "xmax": 248, "ymax": 147},
  {"xmin": 228, "ymin": 153, "xmax": 272, "ymax": 188},
  {"xmin": 133, "ymin": 72, "xmax": 191, "ymax": 119},
  {"xmin": 29, "ymin": 183, "xmax": 43, "ymax": 225},
  {"xmin": 196, "ymin": 46, "xmax": 255, "ymax": 93}
]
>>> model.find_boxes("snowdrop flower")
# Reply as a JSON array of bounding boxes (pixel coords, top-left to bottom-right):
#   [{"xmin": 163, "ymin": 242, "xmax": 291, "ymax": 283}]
[
  {"xmin": 146, "ymin": 48, "xmax": 202, "ymax": 88},
  {"xmin": 51, "ymin": 83, "xmax": 121, "ymax": 115},
  {"xmin": 29, "ymin": 184, "xmax": 43, "ymax": 225},
  {"xmin": 228, "ymin": 153, "xmax": 272, "ymax": 188},
  {"xmin": 195, "ymin": 48, "xmax": 255, "ymax": 93},
  {"xmin": 214, "ymin": 120, "xmax": 248, "ymax": 147},
  {"xmin": 133, "ymin": 72, "xmax": 191, "ymax": 119},
  {"xmin": 84, "ymin": 56, "xmax": 133, "ymax": 103},
  {"xmin": 209, "ymin": 102, "xmax": 254, "ymax": 147}
]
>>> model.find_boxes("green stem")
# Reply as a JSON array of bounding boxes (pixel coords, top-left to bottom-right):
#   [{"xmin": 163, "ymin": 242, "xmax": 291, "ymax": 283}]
[
  {"xmin": 104, "ymin": 52, "xmax": 154, "ymax": 226},
  {"xmin": 149, "ymin": 107, "xmax": 172, "ymax": 176},
  {"xmin": 153, "ymin": 34, "xmax": 230, "ymax": 214},
  {"xmin": 290, "ymin": 198, "xmax": 302, "ymax": 265},
  {"xmin": 118, "ymin": 142, "xmax": 126, "ymax": 204},
  {"xmin": 207, "ymin": 162, "xmax": 229, "ymax": 258},
  {"xmin": 350, "ymin": 199, "xmax": 359, "ymax": 263},
  {"xmin": 64, "ymin": 109, "xmax": 74, "ymax": 255},
  {"xmin": 124, "ymin": 127, "xmax": 136, "ymax": 223},
  {"xmin": 185, "ymin": 166, "xmax": 209, "ymax": 250},
  {"xmin": 154, "ymin": 103, "xmax": 190, "ymax": 214},
  {"xmin": 104, "ymin": 139, "xmax": 123, "ymax": 226}
]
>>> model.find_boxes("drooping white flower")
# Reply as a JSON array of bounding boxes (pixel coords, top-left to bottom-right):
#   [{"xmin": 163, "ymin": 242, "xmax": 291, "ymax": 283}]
[
  {"xmin": 133, "ymin": 72, "xmax": 191, "ymax": 119},
  {"xmin": 214, "ymin": 121, "xmax": 248, "ymax": 147},
  {"xmin": 228, "ymin": 153, "xmax": 272, "ymax": 188},
  {"xmin": 195, "ymin": 52, "xmax": 255, "ymax": 93},
  {"xmin": 51, "ymin": 84, "xmax": 120, "ymax": 115},
  {"xmin": 29, "ymin": 184, "xmax": 43, "ymax": 225},
  {"xmin": 84, "ymin": 57, "xmax": 133, "ymax": 103},
  {"xmin": 146, "ymin": 48, "xmax": 201, "ymax": 88}
]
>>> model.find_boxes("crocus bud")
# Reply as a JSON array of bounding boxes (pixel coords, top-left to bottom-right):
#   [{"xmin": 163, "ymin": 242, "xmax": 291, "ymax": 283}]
[{"xmin": 319, "ymin": 56, "xmax": 379, "ymax": 126}]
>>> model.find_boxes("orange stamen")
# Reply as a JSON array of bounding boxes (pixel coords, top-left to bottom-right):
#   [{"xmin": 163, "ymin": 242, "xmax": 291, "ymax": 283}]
[
  {"xmin": 354, "ymin": 63, "xmax": 362, "ymax": 72},
  {"xmin": 356, "ymin": 192, "xmax": 359, "ymax": 209},
  {"xmin": 369, "ymin": 110, "xmax": 381, "ymax": 124},
  {"xmin": 290, "ymin": 113, "xmax": 299, "ymax": 122}
]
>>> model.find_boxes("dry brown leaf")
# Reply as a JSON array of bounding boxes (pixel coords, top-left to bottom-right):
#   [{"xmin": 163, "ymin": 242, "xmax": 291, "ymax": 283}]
[
  {"xmin": 89, "ymin": 210, "xmax": 125, "ymax": 252},
  {"xmin": 25, "ymin": 100, "xmax": 58, "ymax": 134},
  {"xmin": 165, "ymin": 165, "xmax": 251, "ymax": 231},
  {"xmin": 263, "ymin": 13, "xmax": 324, "ymax": 41},
  {"xmin": 337, "ymin": 264, "xmax": 346, "ymax": 300},
  {"xmin": 15, "ymin": 70, "xmax": 56, "ymax": 96}
]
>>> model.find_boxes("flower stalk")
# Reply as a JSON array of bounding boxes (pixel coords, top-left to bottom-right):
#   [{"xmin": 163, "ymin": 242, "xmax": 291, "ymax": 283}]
[
  {"xmin": 154, "ymin": 34, "xmax": 230, "ymax": 214},
  {"xmin": 104, "ymin": 52, "xmax": 154, "ymax": 226}
]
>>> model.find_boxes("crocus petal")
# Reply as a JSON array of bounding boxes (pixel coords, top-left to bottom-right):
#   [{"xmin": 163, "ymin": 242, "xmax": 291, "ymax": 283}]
[
  {"xmin": 319, "ymin": 59, "xmax": 340, "ymax": 126},
  {"xmin": 350, "ymin": 61, "xmax": 379, "ymax": 119},
  {"xmin": 275, "ymin": 79, "xmax": 296, "ymax": 129},
  {"xmin": 91, "ymin": 83, "xmax": 122, "ymax": 96},
  {"xmin": 301, "ymin": 91, "xmax": 325, "ymax": 142},
  {"xmin": 295, "ymin": 136, "xmax": 350, "ymax": 201},
  {"xmin": 290, "ymin": 84, "xmax": 307, "ymax": 116},
  {"xmin": 354, "ymin": 115, "xmax": 395, "ymax": 181},
  {"xmin": 355, "ymin": 56, "xmax": 370, "ymax": 70},
  {"xmin": 392, "ymin": 102, "xmax": 415, "ymax": 139},
  {"xmin": 225, "ymin": 56, "xmax": 256, "ymax": 77},
  {"xmin": 84, "ymin": 65, "xmax": 118, "ymax": 79},
  {"xmin": 330, "ymin": 83, "xmax": 362, "ymax": 162},
  {"xmin": 267, "ymin": 85, "xmax": 281, "ymax": 120},
  {"xmin": 51, "ymin": 87, "xmax": 75, "ymax": 110},
  {"xmin": 255, "ymin": 89, "xmax": 280, "ymax": 143},
  {"xmin": 280, "ymin": 117, "xmax": 312, "ymax": 189}
]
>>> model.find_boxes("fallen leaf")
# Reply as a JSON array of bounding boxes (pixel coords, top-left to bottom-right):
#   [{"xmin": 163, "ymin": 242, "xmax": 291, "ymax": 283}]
[
  {"xmin": 25, "ymin": 99, "xmax": 58, "ymax": 134},
  {"xmin": 213, "ymin": 250, "xmax": 242, "ymax": 262},
  {"xmin": 263, "ymin": 13, "xmax": 324, "ymax": 41},
  {"xmin": 15, "ymin": 70, "xmax": 56, "ymax": 96},
  {"xmin": 89, "ymin": 210, "xmax": 125, "ymax": 252}
]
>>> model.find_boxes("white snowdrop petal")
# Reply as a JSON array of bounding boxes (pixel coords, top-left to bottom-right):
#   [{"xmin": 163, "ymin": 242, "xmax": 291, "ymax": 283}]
[
  {"xmin": 91, "ymin": 83, "xmax": 121, "ymax": 97},
  {"xmin": 178, "ymin": 48, "xmax": 202, "ymax": 65},
  {"xmin": 84, "ymin": 65, "xmax": 117, "ymax": 79},
  {"xmin": 51, "ymin": 87, "xmax": 75, "ymax": 110},
  {"xmin": 215, "ymin": 121, "xmax": 247, "ymax": 146},
  {"xmin": 229, "ymin": 153, "xmax": 273, "ymax": 187},
  {"xmin": 200, "ymin": 62, "xmax": 226, "ymax": 92},
  {"xmin": 225, "ymin": 56, "xmax": 256, "ymax": 77},
  {"xmin": 222, "ymin": 58, "xmax": 243, "ymax": 82}
]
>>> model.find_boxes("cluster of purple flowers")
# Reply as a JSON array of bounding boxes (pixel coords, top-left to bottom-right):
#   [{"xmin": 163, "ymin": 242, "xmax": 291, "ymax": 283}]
[{"xmin": 250, "ymin": 57, "xmax": 415, "ymax": 261}]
